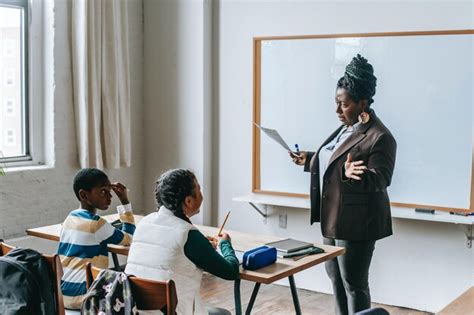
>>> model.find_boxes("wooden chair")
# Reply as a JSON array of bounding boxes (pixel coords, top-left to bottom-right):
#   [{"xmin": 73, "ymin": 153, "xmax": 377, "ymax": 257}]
[
  {"xmin": 85, "ymin": 263, "xmax": 178, "ymax": 314},
  {"xmin": 0, "ymin": 241, "xmax": 65, "ymax": 315}
]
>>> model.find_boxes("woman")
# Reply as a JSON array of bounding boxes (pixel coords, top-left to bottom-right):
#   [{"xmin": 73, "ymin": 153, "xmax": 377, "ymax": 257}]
[
  {"xmin": 125, "ymin": 169, "xmax": 239, "ymax": 315},
  {"xmin": 290, "ymin": 55, "xmax": 396, "ymax": 315}
]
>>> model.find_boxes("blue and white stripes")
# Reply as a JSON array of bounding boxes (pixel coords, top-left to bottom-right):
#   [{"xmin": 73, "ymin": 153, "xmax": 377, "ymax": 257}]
[{"xmin": 58, "ymin": 204, "xmax": 135, "ymax": 309}]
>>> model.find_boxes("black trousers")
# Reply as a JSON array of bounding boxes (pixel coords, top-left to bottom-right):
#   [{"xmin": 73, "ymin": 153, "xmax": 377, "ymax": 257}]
[{"xmin": 323, "ymin": 238, "xmax": 376, "ymax": 315}]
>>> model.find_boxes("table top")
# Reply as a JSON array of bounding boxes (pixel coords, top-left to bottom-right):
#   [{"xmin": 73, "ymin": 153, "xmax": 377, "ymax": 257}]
[
  {"xmin": 26, "ymin": 213, "xmax": 345, "ymax": 284},
  {"xmin": 26, "ymin": 214, "xmax": 146, "ymax": 256}
]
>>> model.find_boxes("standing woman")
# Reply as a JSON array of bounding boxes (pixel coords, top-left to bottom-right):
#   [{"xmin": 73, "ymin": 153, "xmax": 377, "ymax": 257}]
[{"xmin": 290, "ymin": 55, "xmax": 396, "ymax": 315}]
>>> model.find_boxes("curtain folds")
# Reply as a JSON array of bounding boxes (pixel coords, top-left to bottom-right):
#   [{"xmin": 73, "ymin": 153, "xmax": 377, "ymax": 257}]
[{"xmin": 71, "ymin": 0, "xmax": 131, "ymax": 169}]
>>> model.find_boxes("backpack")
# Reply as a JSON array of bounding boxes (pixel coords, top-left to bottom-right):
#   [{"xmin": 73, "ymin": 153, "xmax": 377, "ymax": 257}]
[
  {"xmin": 81, "ymin": 269, "xmax": 138, "ymax": 315},
  {"xmin": 0, "ymin": 247, "xmax": 56, "ymax": 315}
]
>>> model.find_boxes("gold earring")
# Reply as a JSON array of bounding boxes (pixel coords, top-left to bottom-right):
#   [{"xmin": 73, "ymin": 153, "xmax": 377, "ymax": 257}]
[{"xmin": 358, "ymin": 111, "xmax": 370, "ymax": 124}]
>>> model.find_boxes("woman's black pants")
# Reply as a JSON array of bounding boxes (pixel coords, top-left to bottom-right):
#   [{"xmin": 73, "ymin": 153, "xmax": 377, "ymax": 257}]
[{"xmin": 323, "ymin": 238, "xmax": 376, "ymax": 315}]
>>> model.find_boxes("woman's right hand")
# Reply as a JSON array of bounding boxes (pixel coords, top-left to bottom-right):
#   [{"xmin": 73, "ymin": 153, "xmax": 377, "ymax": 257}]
[
  {"xmin": 289, "ymin": 151, "xmax": 307, "ymax": 166},
  {"xmin": 218, "ymin": 232, "xmax": 231, "ymax": 242}
]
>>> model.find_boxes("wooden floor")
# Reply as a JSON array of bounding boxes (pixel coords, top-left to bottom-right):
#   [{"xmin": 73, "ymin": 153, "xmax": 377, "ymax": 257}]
[
  {"xmin": 201, "ymin": 273, "xmax": 432, "ymax": 315},
  {"xmin": 438, "ymin": 287, "xmax": 474, "ymax": 315}
]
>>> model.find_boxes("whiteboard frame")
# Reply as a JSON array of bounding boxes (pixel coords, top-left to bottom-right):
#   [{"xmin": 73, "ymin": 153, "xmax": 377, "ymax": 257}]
[{"xmin": 252, "ymin": 29, "xmax": 474, "ymax": 213}]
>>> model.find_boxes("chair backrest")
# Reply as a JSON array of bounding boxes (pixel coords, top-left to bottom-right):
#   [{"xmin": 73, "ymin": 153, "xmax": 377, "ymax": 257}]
[
  {"xmin": 85, "ymin": 263, "xmax": 178, "ymax": 314},
  {"xmin": 0, "ymin": 242, "xmax": 65, "ymax": 315},
  {"xmin": 0, "ymin": 241, "xmax": 15, "ymax": 255}
]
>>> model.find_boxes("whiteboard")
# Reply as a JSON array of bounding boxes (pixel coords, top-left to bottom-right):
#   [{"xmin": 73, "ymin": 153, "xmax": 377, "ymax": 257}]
[{"xmin": 254, "ymin": 31, "xmax": 473, "ymax": 211}]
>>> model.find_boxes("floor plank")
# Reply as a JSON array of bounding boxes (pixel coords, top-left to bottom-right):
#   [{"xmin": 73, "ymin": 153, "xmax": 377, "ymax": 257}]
[
  {"xmin": 200, "ymin": 273, "xmax": 433, "ymax": 314},
  {"xmin": 437, "ymin": 287, "xmax": 474, "ymax": 315}
]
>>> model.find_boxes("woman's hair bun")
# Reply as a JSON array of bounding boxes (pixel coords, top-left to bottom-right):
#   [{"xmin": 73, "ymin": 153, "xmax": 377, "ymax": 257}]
[{"xmin": 344, "ymin": 54, "xmax": 376, "ymax": 85}]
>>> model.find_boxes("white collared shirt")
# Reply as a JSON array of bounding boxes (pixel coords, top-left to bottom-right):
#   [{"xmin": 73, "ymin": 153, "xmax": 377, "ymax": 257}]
[{"xmin": 318, "ymin": 122, "xmax": 361, "ymax": 196}]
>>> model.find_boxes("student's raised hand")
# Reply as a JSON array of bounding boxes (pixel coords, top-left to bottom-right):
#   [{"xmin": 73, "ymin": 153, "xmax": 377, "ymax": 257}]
[
  {"xmin": 207, "ymin": 236, "xmax": 218, "ymax": 250},
  {"xmin": 344, "ymin": 153, "xmax": 367, "ymax": 180},
  {"xmin": 218, "ymin": 232, "xmax": 231, "ymax": 242},
  {"xmin": 111, "ymin": 182, "xmax": 130, "ymax": 205},
  {"xmin": 289, "ymin": 151, "xmax": 307, "ymax": 166}
]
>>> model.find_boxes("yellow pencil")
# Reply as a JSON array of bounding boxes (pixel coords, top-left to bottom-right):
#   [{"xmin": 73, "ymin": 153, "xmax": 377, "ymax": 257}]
[{"xmin": 217, "ymin": 211, "xmax": 231, "ymax": 236}]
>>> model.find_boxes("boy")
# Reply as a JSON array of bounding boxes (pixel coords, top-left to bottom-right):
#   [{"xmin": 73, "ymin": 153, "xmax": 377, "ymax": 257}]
[{"xmin": 58, "ymin": 168, "xmax": 136, "ymax": 309}]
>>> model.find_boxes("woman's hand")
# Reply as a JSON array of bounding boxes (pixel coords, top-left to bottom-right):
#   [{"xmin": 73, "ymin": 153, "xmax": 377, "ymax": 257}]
[
  {"xmin": 111, "ymin": 182, "xmax": 130, "ymax": 205},
  {"xmin": 289, "ymin": 151, "xmax": 307, "ymax": 166},
  {"xmin": 207, "ymin": 236, "xmax": 218, "ymax": 250},
  {"xmin": 344, "ymin": 153, "xmax": 367, "ymax": 180},
  {"xmin": 218, "ymin": 232, "xmax": 231, "ymax": 242}
]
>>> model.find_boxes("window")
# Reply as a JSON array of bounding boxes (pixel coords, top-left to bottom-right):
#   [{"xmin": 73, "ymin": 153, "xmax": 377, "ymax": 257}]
[
  {"xmin": 3, "ymin": 39, "xmax": 14, "ymax": 56},
  {"xmin": 0, "ymin": 0, "xmax": 33, "ymax": 164},
  {"xmin": 3, "ymin": 98, "xmax": 15, "ymax": 116},
  {"xmin": 4, "ymin": 68, "xmax": 15, "ymax": 86},
  {"xmin": 4, "ymin": 129, "xmax": 16, "ymax": 146}
]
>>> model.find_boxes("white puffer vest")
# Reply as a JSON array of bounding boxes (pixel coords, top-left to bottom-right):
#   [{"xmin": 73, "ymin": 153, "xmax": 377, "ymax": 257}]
[{"xmin": 125, "ymin": 207, "xmax": 205, "ymax": 315}]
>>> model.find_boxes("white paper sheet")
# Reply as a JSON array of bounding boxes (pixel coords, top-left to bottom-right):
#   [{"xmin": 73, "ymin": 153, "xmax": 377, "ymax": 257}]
[{"xmin": 255, "ymin": 123, "xmax": 292, "ymax": 152}]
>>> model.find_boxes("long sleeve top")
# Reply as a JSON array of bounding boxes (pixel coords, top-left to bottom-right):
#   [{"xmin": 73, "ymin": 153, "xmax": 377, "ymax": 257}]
[
  {"xmin": 58, "ymin": 204, "xmax": 135, "ymax": 309},
  {"xmin": 184, "ymin": 229, "xmax": 239, "ymax": 280}
]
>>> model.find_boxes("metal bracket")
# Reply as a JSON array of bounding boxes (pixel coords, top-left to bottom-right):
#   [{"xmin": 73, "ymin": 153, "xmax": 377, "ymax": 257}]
[
  {"xmin": 248, "ymin": 202, "xmax": 268, "ymax": 223},
  {"xmin": 465, "ymin": 225, "xmax": 473, "ymax": 248}
]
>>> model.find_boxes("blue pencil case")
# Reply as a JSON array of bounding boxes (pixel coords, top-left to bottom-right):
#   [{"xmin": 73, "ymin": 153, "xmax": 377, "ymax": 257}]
[{"xmin": 242, "ymin": 246, "xmax": 277, "ymax": 270}]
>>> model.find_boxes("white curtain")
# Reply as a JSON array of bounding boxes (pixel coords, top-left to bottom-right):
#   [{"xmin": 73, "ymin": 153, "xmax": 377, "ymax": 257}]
[{"xmin": 71, "ymin": 0, "xmax": 131, "ymax": 169}]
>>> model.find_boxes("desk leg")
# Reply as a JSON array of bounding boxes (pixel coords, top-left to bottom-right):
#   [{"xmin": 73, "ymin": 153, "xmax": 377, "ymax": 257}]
[
  {"xmin": 234, "ymin": 279, "xmax": 242, "ymax": 315},
  {"xmin": 288, "ymin": 275, "xmax": 302, "ymax": 315},
  {"xmin": 111, "ymin": 253, "xmax": 120, "ymax": 271},
  {"xmin": 245, "ymin": 282, "xmax": 261, "ymax": 315}
]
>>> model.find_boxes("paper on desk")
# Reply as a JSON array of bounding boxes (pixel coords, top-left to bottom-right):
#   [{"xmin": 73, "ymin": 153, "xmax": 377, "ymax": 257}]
[{"xmin": 254, "ymin": 123, "xmax": 292, "ymax": 151}]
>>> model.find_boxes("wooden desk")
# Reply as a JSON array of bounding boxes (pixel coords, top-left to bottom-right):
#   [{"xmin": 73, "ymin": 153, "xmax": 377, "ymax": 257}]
[
  {"xmin": 27, "ymin": 214, "xmax": 345, "ymax": 315},
  {"xmin": 198, "ymin": 225, "xmax": 345, "ymax": 315},
  {"xmin": 26, "ymin": 214, "xmax": 145, "ymax": 257}
]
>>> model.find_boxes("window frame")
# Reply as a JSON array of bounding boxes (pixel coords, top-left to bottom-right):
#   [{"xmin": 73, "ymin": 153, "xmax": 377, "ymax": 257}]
[{"xmin": 0, "ymin": 0, "xmax": 44, "ymax": 167}]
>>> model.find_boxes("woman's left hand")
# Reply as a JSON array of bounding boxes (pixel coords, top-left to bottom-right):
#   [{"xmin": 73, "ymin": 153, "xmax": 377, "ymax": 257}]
[
  {"xmin": 344, "ymin": 153, "xmax": 367, "ymax": 180},
  {"xmin": 207, "ymin": 236, "xmax": 218, "ymax": 250}
]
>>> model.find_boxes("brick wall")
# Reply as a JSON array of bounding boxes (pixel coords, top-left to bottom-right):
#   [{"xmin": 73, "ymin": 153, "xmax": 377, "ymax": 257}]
[{"xmin": 0, "ymin": 0, "xmax": 145, "ymax": 239}]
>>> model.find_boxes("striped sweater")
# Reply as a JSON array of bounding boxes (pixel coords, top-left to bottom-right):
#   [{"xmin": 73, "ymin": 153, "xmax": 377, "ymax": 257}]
[{"xmin": 58, "ymin": 204, "xmax": 135, "ymax": 309}]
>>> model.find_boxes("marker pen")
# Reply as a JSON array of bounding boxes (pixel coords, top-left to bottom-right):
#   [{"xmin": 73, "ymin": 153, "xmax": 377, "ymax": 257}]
[{"xmin": 294, "ymin": 144, "xmax": 300, "ymax": 153}]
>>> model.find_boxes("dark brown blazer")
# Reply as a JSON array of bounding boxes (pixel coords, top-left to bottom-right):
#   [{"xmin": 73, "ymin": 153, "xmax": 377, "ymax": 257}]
[{"xmin": 304, "ymin": 111, "xmax": 397, "ymax": 241}]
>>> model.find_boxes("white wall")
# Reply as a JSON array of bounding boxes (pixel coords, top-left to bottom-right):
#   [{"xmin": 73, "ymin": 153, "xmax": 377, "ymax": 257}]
[
  {"xmin": 6, "ymin": 0, "xmax": 470, "ymax": 313},
  {"xmin": 0, "ymin": 0, "xmax": 144, "ymax": 239},
  {"xmin": 214, "ymin": 0, "xmax": 473, "ymax": 313},
  {"xmin": 143, "ymin": 0, "xmax": 213, "ymax": 224}
]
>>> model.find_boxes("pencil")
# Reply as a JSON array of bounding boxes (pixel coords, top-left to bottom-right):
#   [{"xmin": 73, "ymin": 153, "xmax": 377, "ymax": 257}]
[{"xmin": 217, "ymin": 211, "xmax": 231, "ymax": 236}]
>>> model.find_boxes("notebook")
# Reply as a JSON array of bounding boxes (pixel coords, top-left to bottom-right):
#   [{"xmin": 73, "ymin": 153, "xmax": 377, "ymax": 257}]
[
  {"xmin": 265, "ymin": 238, "xmax": 313, "ymax": 253},
  {"xmin": 277, "ymin": 246, "xmax": 324, "ymax": 259}
]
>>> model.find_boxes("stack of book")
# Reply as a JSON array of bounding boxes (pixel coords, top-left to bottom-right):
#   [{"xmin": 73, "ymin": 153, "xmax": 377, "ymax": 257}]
[{"xmin": 266, "ymin": 238, "xmax": 324, "ymax": 259}]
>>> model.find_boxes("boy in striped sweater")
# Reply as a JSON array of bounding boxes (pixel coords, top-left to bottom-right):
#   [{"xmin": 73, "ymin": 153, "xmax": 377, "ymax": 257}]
[{"xmin": 58, "ymin": 168, "xmax": 136, "ymax": 309}]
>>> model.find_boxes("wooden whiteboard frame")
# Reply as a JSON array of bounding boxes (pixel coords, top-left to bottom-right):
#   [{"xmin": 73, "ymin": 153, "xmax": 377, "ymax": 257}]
[{"xmin": 252, "ymin": 29, "xmax": 474, "ymax": 213}]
